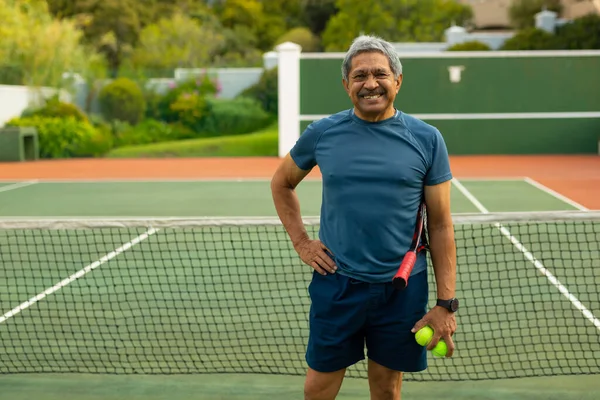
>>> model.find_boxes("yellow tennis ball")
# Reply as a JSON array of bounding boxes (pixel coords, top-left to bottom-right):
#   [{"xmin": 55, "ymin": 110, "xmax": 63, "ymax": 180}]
[
  {"xmin": 432, "ymin": 339, "xmax": 448, "ymax": 358},
  {"xmin": 415, "ymin": 326, "xmax": 434, "ymax": 347}
]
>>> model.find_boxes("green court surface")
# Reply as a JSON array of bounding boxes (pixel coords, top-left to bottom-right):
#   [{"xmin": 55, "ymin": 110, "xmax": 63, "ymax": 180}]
[
  {"xmin": 0, "ymin": 178, "xmax": 581, "ymax": 217},
  {"xmin": 0, "ymin": 178, "xmax": 598, "ymax": 400},
  {"xmin": 1, "ymin": 374, "xmax": 600, "ymax": 400}
]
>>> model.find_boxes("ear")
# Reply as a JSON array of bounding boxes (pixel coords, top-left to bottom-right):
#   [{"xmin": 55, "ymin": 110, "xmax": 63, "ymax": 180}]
[
  {"xmin": 342, "ymin": 79, "xmax": 351, "ymax": 96},
  {"xmin": 395, "ymin": 74, "xmax": 403, "ymax": 94}
]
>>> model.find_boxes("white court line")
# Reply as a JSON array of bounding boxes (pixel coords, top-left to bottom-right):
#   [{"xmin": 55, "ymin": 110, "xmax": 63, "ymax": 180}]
[
  {"xmin": 0, "ymin": 178, "xmax": 323, "ymax": 183},
  {"xmin": 524, "ymin": 177, "xmax": 589, "ymax": 211},
  {"xmin": 0, "ymin": 180, "xmax": 38, "ymax": 193},
  {"xmin": 300, "ymin": 112, "xmax": 600, "ymax": 121},
  {"xmin": 453, "ymin": 177, "xmax": 526, "ymax": 182},
  {"xmin": 451, "ymin": 178, "xmax": 600, "ymax": 331},
  {"xmin": 0, "ymin": 227, "xmax": 158, "ymax": 324}
]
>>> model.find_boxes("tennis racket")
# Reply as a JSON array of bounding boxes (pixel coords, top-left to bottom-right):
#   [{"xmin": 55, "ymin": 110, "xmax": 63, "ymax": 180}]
[{"xmin": 392, "ymin": 200, "xmax": 428, "ymax": 290}]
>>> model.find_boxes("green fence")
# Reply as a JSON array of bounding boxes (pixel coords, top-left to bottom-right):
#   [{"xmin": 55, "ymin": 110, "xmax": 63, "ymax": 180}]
[{"xmin": 293, "ymin": 51, "xmax": 600, "ymax": 155}]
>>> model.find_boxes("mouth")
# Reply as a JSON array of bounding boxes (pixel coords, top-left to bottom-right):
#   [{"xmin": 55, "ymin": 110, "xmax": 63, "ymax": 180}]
[{"xmin": 360, "ymin": 93, "xmax": 384, "ymax": 100}]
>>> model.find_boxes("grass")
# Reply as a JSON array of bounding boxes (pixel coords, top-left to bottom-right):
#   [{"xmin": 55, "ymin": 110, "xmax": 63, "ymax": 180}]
[{"xmin": 106, "ymin": 123, "xmax": 278, "ymax": 158}]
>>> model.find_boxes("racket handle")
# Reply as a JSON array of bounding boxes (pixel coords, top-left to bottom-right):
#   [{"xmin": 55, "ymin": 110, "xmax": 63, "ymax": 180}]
[{"xmin": 392, "ymin": 252, "xmax": 417, "ymax": 290}]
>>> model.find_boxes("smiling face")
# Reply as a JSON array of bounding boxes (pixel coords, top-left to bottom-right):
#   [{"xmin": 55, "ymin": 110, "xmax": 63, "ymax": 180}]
[{"xmin": 343, "ymin": 51, "xmax": 402, "ymax": 122}]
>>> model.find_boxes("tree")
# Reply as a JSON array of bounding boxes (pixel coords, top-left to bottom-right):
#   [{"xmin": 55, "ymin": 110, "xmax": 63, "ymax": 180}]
[
  {"xmin": 128, "ymin": 13, "xmax": 225, "ymax": 72},
  {"xmin": 0, "ymin": 0, "xmax": 103, "ymax": 87},
  {"xmin": 214, "ymin": 26, "xmax": 264, "ymax": 67},
  {"xmin": 214, "ymin": 0, "xmax": 286, "ymax": 51},
  {"xmin": 46, "ymin": 0, "xmax": 78, "ymax": 18},
  {"xmin": 261, "ymin": 0, "xmax": 305, "ymax": 30},
  {"xmin": 508, "ymin": 0, "xmax": 562, "ymax": 30},
  {"xmin": 301, "ymin": 0, "xmax": 338, "ymax": 36},
  {"xmin": 322, "ymin": 0, "xmax": 473, "ymax": 52},
  {"xmin": 75, "ymin": 0, "xmax": 146, "ymax": 77},
  {"xmin": 47, "ymin": 0, "xmax": 154, "ymax": 77},
  {"xmin": 275, "ymin": 27, "xmax": 321, "ymax": 52}
]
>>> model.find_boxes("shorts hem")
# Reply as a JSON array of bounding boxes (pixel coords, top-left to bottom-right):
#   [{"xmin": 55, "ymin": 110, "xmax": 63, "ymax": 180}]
[
  {"xmin": 306, "ymin": 356, "xmax": 365, "ymax": 373},
  {"xmin": 367, "ymin": 355, "xmax": 427, "ymax": 373}
]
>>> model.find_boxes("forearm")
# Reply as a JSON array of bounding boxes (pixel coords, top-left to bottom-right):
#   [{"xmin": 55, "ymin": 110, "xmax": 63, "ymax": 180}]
[
  {"xmin": 271, "ymin": 182, "xmax": 310, "ymax": 248},
  {"xmin": 428, "ymin": 225, "xmax": 457, "ymax": 300}
]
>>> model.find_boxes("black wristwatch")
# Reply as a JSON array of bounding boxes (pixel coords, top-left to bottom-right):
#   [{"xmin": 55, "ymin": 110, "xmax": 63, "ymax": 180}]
[{"xmin": 437, "ymin": 298, "xmax": 459, "ymax": 313}]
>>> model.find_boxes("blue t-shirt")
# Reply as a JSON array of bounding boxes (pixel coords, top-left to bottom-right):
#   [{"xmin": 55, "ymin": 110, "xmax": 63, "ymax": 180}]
[{"xmin": 290, "ymin": 109, "xmax": 452, "ymax": 283}]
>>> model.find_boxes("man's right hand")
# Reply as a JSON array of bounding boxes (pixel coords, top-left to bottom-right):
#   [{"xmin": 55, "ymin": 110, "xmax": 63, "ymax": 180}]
[{"xmin": 294, "ymin": 239, "xmax": 337, "ymax": 275}]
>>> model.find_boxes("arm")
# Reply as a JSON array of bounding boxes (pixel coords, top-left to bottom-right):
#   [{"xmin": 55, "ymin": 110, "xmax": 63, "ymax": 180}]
[
  {"xmin": 270, "ymin": 153, "xmax": 312, "ymax": 248},
  {"xmin": 271, "ymin": 154, "xmax": 337, "ymax": 275},
  {"xmin": 424, "ymin": 180, "xmax": 456, "ymax": 301},
  {"xmin": 411, "ymin": 179, "xmax": 457, "ymax": 356}
]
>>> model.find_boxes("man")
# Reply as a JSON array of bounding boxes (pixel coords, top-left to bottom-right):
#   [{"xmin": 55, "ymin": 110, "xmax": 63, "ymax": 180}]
[{"xmin": 270, "ymin": 35, "xmax": 458, "ymax": 400}]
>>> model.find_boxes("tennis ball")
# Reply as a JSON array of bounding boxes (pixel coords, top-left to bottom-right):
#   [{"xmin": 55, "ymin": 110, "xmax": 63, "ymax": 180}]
[
  {"xmin": 432, "ymin": 339, "xmax": 448, "ymax": 358},
  {"xmin": 415, "ymin": 326, "xmax": 434, "ymax": 347}
]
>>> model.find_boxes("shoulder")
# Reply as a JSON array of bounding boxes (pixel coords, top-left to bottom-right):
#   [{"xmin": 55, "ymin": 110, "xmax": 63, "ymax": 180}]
[
  {"xmin": 290, "ymin": 109, "xmax": 352, "ymax": 169},
  {"xmin": 398, "ymin": 112, "xmax": 441, "ymax": 141},
  {"xmin": 305, "ymin": 109, "xmax": 353, "ymax": 135}
]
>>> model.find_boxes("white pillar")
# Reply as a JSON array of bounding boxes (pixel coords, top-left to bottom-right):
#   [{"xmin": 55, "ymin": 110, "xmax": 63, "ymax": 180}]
[
  {"xmin": 262, "ymin": 51, "xmax": 278, "ymax": 70},
  {"xmin": 445, "ymin": 25, "xmax": 468, "ymax": 47},
  {"xmin": 276, "ymin": 42, "xmax": 301, "ymax": 158},
  {"xmin": 535, "ymin": 9, "xmax": 558, "ymax": 34}
]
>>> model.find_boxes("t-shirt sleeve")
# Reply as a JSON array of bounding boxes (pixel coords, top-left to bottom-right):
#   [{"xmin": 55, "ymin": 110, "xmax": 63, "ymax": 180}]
[
  {"xmin": 425, "ymin": 129, "xmax": 453, "ymax": 186},
  {"xmin": 289, "ymin": 123, "xmax": 321, "ymax": 170}
]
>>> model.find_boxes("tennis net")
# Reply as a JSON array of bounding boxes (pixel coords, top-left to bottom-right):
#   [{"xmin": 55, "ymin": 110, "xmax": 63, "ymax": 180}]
[{"xmin": 0, "ymin": 211, "xmax": 599, "ymax": 381}]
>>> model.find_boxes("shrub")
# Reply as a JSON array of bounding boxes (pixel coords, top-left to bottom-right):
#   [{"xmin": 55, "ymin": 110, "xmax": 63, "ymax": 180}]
[
  {"xmin": 556, "ymin": 14, "xmax": 600, "ymax": 50},
  {"xmin": 115, "ymin": 119, "xmax": 195, "ymax": 147},
  {"xmin": 447, "ymin": 41, "xmax": 491, "ymax": 51},
  {"xmin": 275, "ymin": 27, "xmax": 321, "ymax": 52},
  {"xmin": 500, "ymin": 28, "xmax": 562, "ymax": 50},
  {"xmin": 155, "ymin": 74, "xmax": 219, "ymax": 123},
  {"xmin": 6, "ymin": 116, "xmax": 112, "ymax": 158},
  {"xmin": 168, "ymin": 91, "xmax": 210, "ymax": 132},
  {"xmin": 238, "ymin": 67, "xmax": 278, "ymax": 115},
  {"xmin": 98, "ymin": 78, "xmax": 146, "ymax": 125},
  {"xmin": 199, "ymin": 97, "xmax": 272, "ymax": 137},
  {"xmin": 22, "ymin": 95, "xmax": 88, "ymax": 122}
]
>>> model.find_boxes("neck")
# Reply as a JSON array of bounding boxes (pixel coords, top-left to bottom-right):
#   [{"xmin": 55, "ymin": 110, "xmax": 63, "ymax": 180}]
[{"xmin": 353, "ymin": 107, "xmax": 396, "ymax": 122}]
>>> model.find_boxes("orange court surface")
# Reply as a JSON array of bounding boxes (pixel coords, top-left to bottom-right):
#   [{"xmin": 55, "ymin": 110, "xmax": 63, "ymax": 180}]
[{"xmin": 0, "ymin": 155, "xmax": 598, "ymax": 209}]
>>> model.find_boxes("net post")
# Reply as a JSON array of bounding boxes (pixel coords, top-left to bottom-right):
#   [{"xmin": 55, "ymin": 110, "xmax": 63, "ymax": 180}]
[{"xmin": 276, "ymin": 42, "xmax": 302, "ymax": 158}]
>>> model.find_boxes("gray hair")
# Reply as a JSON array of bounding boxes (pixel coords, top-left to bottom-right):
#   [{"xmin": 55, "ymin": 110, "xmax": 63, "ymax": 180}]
[{"xmin": 342, "ymin": 35, "xmax": 403, "ymax": 81}]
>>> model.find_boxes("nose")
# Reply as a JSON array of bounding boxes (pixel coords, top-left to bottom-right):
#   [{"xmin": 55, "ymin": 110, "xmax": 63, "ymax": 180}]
[{"xmin": 364, "ymin": 74, "xmax": 378, "ymax": 90}]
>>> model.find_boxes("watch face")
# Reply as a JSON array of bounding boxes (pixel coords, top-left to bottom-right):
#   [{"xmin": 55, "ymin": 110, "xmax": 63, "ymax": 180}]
[{"xmin": 450, "ymin": 298, "xmax": 459, "ymax": 312}]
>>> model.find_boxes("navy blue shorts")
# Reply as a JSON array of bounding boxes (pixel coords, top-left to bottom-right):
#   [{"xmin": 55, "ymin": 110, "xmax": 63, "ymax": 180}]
[{"xmin": 306, "ymin": 269, "xmax": 428, "ymax": 373}]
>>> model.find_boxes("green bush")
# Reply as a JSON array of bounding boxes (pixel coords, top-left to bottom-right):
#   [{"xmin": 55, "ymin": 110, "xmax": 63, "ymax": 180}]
[
  {"xmin": 500, "ymin": 28, "xmax": 562, "ymax": 50},
  {"xmin": 155, "ymin": 75, "xmax": 218, "ymax": 123},
  {"xmin": 98, "ymin": 78, "xmax": 147, "ymax": 125},
  {"xmin": 556, "ymin": 14, "xmax": 600, "ymax": 50},
  {"xmin": 22, "ymin": 96, "xmax": 88, "ymax": 122},
  {"xmin": 107, "ymin": 123, "xmax": 278, "ymax": 158},
  {"xmin": 115, "ymin": 119, "xmax": 195, "ymax": 147},
  {"xmin": 238, "ymin": 67, "xmax": 278, "ymax": 115},
  {"xmin": 447, "ymin": 41, "xmax": 491, "ymax": 51},
  {"xmin": 199, "ymin": 97, "xmax": 272, "ymax": 137},
  {"xmin": 6, "ymin": 116, "xmax": 112, "ymax": 158},
  {"xmin": 168, "ymin": 91, "xmax": 209, "ymax": 131}
]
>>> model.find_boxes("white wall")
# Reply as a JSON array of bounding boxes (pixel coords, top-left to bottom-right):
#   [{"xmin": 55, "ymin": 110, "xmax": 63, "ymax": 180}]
[
  {"xmin": 172, "ymin": 67, "xmax": 264, "ymax": 99},
  {"xmin": 0, "ymin": 85, "xmax": 71, "ymax": 127}
]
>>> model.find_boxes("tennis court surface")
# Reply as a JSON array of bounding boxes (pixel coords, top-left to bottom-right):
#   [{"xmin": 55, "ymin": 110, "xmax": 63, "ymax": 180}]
[{"xmin": 0, "ymin": 156, "xmax": 598, "ymax": 400}]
